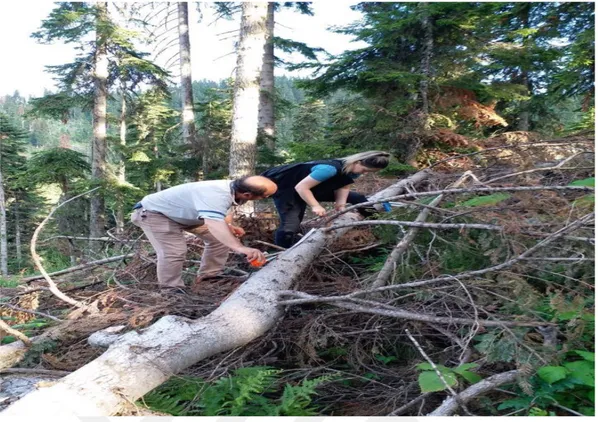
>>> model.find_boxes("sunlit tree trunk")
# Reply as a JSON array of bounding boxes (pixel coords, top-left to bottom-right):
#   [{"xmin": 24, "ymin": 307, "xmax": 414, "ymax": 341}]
[
  {"xmin": 419, "ymin": 2, "xmax": 433, "ymax": 131},
  {"xmin": 89, "ymin": 2, "xmax": 109, "ymax": 248},
  {"xmin": 115, "ymin": 88, "xmax": 127, "ymax": 234},
  {"xmin": 178, "ymin": 2, "xmax": 198, "ymax": 150},
  {"xmin": 229, "ymin": 2, "xmax": 269, "ymax": 180},
  {"xmin": 258, "ymin": 2, "xmax": 275, "ymax": 151},
  {"xmin": 14, "ymin": 201, "xmax": 21, "ymax": 269},
  {"xmin": 0, "ymin": 169, "xmax": 8, "ymax": 275}
]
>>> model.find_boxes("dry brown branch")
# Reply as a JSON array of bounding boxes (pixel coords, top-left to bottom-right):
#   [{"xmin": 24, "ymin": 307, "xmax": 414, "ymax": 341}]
[
  {"xmin": 30, "ymin": 188, "xmax": 100, "ymax": 312},
  {"xmin": 278, "ymin": 291, "xmax": 548, "ymax": 327},
  {"xmin": 388, "ymin": 392, "xmax": 433, "ymax": 416},
  {"xmin": 484, "ymin": 152, "xmax": 594, "ymax": 184},
  {"xmin": 428, "ymin": 370, "xmax": 520, "ymax": 416},
  {"xmin": 0, "ymin": 319, "xmax": 32, "ymax": 346},
  {"xmin": 0, "ymin": 303, "xmax": 62, "ymax": 322},
  {"xmin": 22, "ymin": 254, "xmax": 135, "ymax": 283},
  {"xmin": 429, "ymin": 139, "xmax": 593, "ymax": 169},
  {"xmin": 329, "ymin": 185, "xmax": 593, "ymax": 222},
  {"xmin": 325, "ymin": 220, "xmax": 504, "ymax": 232},
  {"xmin": 318, "ymin": 212, "xmax": 592, "ymax": 298},
  {"xmin": 373, "ymin": 172, "xmax": 474, "ymax": 288}
]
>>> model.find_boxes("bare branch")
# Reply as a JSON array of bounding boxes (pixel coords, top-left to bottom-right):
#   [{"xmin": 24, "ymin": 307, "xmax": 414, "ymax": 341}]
[
  {"xmin": 484, "ymin": 152, "xmax": 594, "ymax": 184},
  {"xmin": 428, "ymin": 370, "xmax": 520, "ymax": 416},
  {"xmin": 30, "ymin": 188, "xmax": 100, "ymax": 311},
  {"xmin": 0, "ymin": 319, "xmax": 32, "ymax": 346},
  {"xmin": 0, "ymin": 303, "xmax": 62, "ymax": 322},
  {"xmin": 23, "ymin": 254, "xmax": 134, "ymax": 283},
  {"xmin": 405, "ymin": 328, "xmax": 473, "ymax": 415}
]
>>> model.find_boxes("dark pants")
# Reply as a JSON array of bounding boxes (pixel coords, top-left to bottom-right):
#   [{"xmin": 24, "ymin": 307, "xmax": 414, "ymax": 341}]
[{"xmin": 274, "ymin": 191, "xmax": 368, "ymax": 248}]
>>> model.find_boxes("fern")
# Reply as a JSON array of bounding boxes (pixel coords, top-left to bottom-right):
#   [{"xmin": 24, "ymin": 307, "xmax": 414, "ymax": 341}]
[
  {"xmin": 142, "ymin": 377, "xmax": 205, "ymax": 416},
  {"xmin": 201, "ymin": 366, "xmax": 281, "ymax": 416},
  {"xmin": 140, "ymin": 367, "xmax": 333, "ymax": 416},
  {"xmin": 275, "ymin": 375, "xmax": 335, "ymax": 416}
]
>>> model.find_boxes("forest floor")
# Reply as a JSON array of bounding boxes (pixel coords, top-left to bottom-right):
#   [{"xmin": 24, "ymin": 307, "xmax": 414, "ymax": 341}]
[{"xmin": 0, "ymin": 132, "xmax": 595, "ymax": 416}]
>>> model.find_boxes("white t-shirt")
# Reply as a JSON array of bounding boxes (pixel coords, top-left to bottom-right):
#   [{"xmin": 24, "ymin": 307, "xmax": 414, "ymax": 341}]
[{"xmin": 140, "ymin": 180, "xmax": 236, "ymax": 225}]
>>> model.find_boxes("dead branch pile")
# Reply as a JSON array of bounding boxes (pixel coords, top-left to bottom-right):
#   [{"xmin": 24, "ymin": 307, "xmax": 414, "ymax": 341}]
[{"xmin": 0, "ymin": 138, "xmax": 594, "ymax": 416}]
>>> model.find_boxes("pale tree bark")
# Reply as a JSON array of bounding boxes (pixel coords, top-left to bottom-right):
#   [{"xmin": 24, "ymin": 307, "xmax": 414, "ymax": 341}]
[
  {"xmin": 89, "ymin": 2, "xmax": 109, "ymax": 248},
  {"xmin": 14, "ymin": 201, "xmax": 21, "ymax": 269},
  {"xmin": 178, "ymin": 2, "xmax": 198, "ymax": 148},
  {"xmin": 2, "ymin": 172, "xmax": 430, "ymax": 418},
  {"xmin": 0, "ymin": 169, "xmax": 8, "ymax": 275},
  {"xmin": 115, "ymin": 87, "xmax": 127, "ymax": 234},
  {"xmin": 229, "ymin": 2, "xmax": 269, "ymax": 179},
  {"xmin": 419, "ymin": 2, "xmax": 433, "ymax": 129},
  {"xmin": 258, "ymin": 2, "xmax": 275, "ymax": 151}
]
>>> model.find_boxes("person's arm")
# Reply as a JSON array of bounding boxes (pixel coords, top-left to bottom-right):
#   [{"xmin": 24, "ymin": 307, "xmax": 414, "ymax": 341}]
[
  {"xmin": 225, "ymin": 212, "xmax": 245, "ymax": 237},
  {"xmin": 294, "ymin": 164, "xmax": 338, "ymax": 217},
  {"xmin": 204, "ymin": 219, "xmax": 263, "ymax": 262},
  {"xmin": 333, "ymin": 186, "xmax": 351, "ymax": 211},
  {"xmin": 295, "ymin": 176, "xmax": 327, "ymax": 216}
]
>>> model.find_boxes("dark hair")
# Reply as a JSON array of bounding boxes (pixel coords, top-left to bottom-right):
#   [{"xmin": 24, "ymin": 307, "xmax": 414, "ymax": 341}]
[{"xmin": 232, "ymin": 176, "xmax": 267, "ymax": 196}]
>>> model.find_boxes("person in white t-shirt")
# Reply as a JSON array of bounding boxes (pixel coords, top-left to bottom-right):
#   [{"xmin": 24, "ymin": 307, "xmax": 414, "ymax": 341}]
[{"xmin": 131, "ymin": 175, "xmax": 277, "ymax": 294}]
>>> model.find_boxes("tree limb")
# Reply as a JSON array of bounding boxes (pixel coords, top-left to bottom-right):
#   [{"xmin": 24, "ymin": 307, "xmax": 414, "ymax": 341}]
[
  {"xmin": 428, "ymin": 370, "xmax": 520, "ymax": 416},
  {"xmin": 29, "ymin": 188, "xmax": 100, "ymax": 312}
]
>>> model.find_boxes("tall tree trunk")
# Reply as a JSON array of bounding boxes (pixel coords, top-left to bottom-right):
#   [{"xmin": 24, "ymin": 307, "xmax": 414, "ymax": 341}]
[
  {"xmin": 154, "ymin": 141, "xmax": 162, "ymax": 192},
  {"xmin": 517, "ymin": 73, "xmax": 531, "ymax": 131},
  {"xmin": 178, "ymin": 2, "xmax": 198, "ymax": 149},
  {"xmin": 419, "ymin": 2, "xmax": 433, "ymax": 131},
  {"xmin": 14, "ymin": 201, "xmax": 21, "ymax": 270},
  {"xmin": 115, "ymin": 89, "xmax": 127, "ymax": 234},
  {"xmin": 0, "ymin": 169, "xmax": 8, "ymax": 276},
  {"xmin": 1, "ymin": 171, "xmax": 430, "ymax": 418},
  {"xmin": 229, "ymin": 2, "xmax": 269, "ymax": 179},
  {"xmin": 516, "ymin": 4, "xmax": 532, "ymax": 132},
  {"xmin": 258, "ymin": 2, "xmax": 275, "ymax": 151},
  {"xmin": 89, "ymin": 2, "xmax": 109, "ymax": 248}
]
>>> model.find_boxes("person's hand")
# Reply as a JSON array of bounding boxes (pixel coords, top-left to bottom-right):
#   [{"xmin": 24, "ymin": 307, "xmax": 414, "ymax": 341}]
[
  {"xmin": 236, "ymin": 246, "xmax": 265, "ymax": 263},
  {"xmin": 311, "ymin": 205, "xmax": 327, "ymax": 217},
  {"xmin": 334, "ymin": 203, "xmax": 346, "ymax": 212},
  {"xmin": 229, "ymin": 225, "xmax": 246, "ymax": 237}
]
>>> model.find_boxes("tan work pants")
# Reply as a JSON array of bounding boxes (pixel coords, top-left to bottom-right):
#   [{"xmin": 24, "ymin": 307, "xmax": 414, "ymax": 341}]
[{"xmin": 131, "ymin": 209, "xmax": 229, "ymax": 288}]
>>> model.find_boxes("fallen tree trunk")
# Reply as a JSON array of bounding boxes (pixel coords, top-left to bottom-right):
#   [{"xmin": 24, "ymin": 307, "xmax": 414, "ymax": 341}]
[{"xmin": 3, "ymin": 171, "xmax": 431, "ymax": 417}]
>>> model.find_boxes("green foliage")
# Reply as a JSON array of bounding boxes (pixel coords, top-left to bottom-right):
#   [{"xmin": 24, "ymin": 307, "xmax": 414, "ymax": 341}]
[
  {"xmin": 497, "ymin": 351, "xmax": 595, "ymax": 416},
  {"xmin": 416, "ymin": 362, "xmax": 481, "ymax": 393},
  {"xmin": 20, "ymin": 340, "xmax": 58, "ymax": 367},
  {"xmin": 141, "ymin": 367, "xmax": 334, "ymax": 416},
  {"xmin": 568, "ymin": 177, "xmax": 594, "ymax": 187},
  {"xmin": 378, "ymin": 162, "xmax": 418, "ymax": 177},
  {"xmin": 26, "ymin": 147, "xmax": 90, "ymax": 192}
]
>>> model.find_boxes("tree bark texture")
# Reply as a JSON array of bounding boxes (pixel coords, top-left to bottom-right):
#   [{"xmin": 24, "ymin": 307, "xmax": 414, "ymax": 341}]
[
  {"xmin": 419, "ymin": 2, "xmax": 433, "ymax": 126},
  {"xmin": 178, "ymin": 2, "xmax": 198, "ymax": 148},
  {"xmin": 89, "ymin": 2, "xmax": 109, "ymax": 245},
  {"xmin": 2, "ymin": 172, "xmax": 430, "ymax": 417},
  {"xmin": 258, "ymin": 2, "xmax": 275, "ymax": 151},
  {"xmin": 229, "ymin": 2, "xmax": 269, "ymax": 178},
  {"xmin": 0, "ymin": 169, "xmax": 7, "ymax": 275},
  {"xmin": 116, "ymin": 88, "xmax": 127, "ymax": 234}
]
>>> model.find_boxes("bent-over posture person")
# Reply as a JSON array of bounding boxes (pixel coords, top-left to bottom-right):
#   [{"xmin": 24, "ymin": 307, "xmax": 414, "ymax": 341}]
[
  {"xmin": 261, "ymin": 151, "xmax": 390, "ymax": 248},
  {"xmin": 131, "ymin": 176, "xmax": 277, "ymax": 293}
]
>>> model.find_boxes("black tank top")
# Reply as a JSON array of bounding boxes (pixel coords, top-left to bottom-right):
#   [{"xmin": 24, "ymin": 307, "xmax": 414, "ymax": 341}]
[{"xmin": 261, "ymin": 159, "xmax": 355, "ymax": 199}]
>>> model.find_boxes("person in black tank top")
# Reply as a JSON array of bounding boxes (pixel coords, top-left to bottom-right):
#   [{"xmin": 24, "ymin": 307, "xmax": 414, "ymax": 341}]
[{"xmin": 261, "ymin": 151, "xmax": 390, "ymax": 248}]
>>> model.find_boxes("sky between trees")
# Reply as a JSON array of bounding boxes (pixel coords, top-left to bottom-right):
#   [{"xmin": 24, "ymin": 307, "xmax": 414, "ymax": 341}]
[{"xmin": 0, "ymin": 0, "xmax": 366, "ymax": 98}]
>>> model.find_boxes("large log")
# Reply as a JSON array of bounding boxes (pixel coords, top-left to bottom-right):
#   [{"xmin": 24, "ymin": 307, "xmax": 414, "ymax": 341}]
[{"xmin": 2, "ymin": 171, "xmax": 430, "ymax": 417}]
